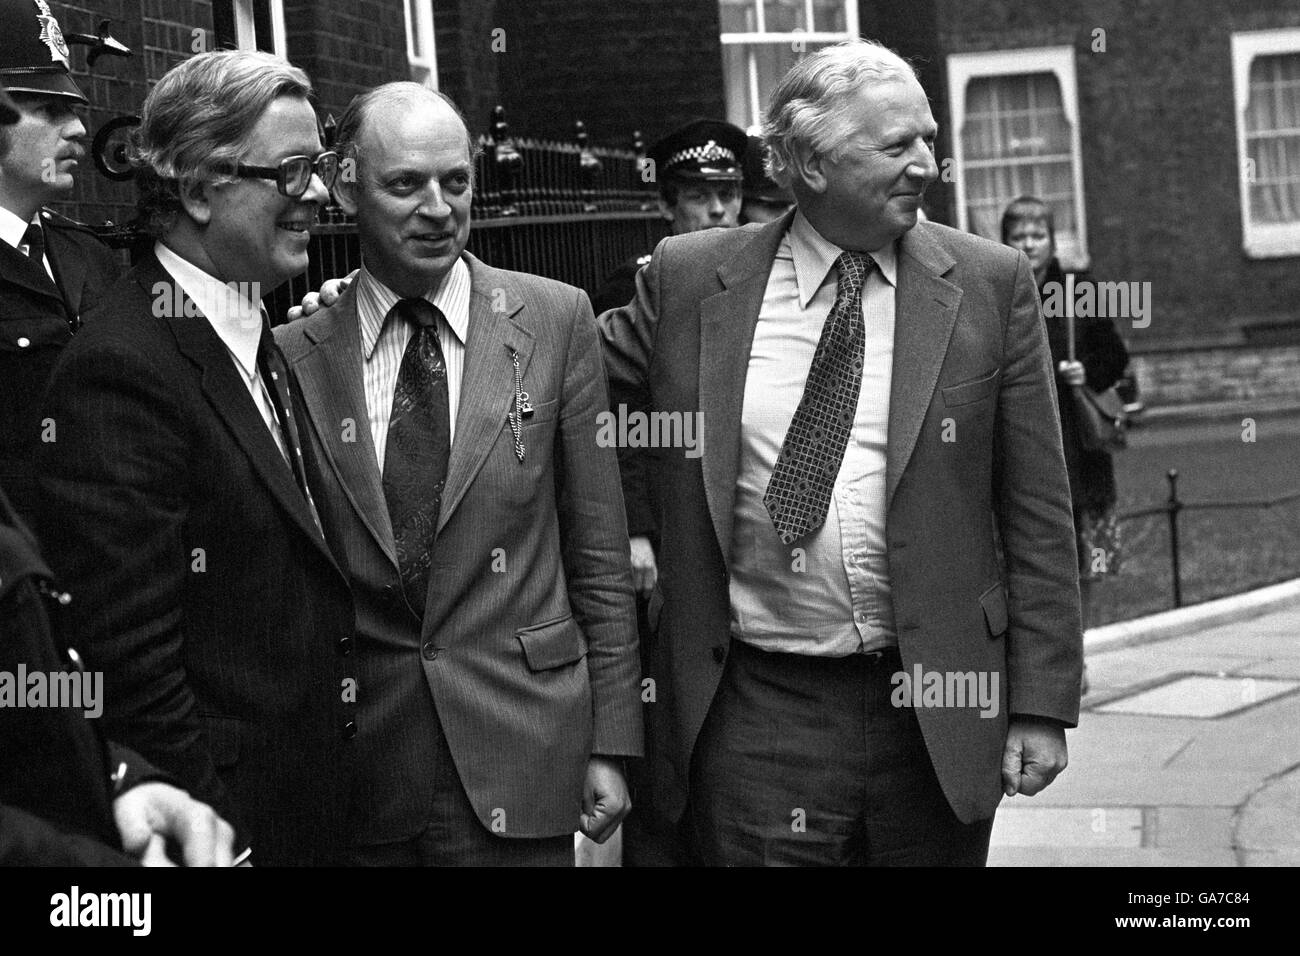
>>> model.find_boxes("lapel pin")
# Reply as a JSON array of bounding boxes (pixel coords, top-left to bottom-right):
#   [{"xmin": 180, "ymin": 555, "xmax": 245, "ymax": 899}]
[{"xmin": 509, "ymin": 349, "xmax": 528, "ymax": 462}]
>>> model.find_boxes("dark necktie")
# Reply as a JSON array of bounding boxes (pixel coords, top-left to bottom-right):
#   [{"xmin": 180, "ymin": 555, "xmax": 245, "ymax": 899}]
[
  {"xmin": 257, "ymin": 323, "xmax": 322, "ymax": 533},
  {"xmin": 21, "ymin": 220, "xmax": 46, "ymax": 266},
  {"xmin": 382, "ymin": 298, "xmax": 451, "ymax": 615},
  {"xmin": 764, "ymin": 250, "xmax": 876, "ymax": 545}
]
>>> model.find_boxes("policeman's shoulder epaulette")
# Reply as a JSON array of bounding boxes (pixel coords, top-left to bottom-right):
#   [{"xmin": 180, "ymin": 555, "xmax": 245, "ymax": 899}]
[{"xmin": 39, "ymin": 207, "xmax": 106, "ymax": 237}]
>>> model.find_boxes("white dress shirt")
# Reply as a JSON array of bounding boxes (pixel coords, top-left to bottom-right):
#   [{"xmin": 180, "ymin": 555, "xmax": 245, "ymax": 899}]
[
  {"xmin": 354, "ymin": 257, "xmax": 470, "ymax": 469},
  {"xmin": 728, "ymin": 211, "xmax": 900, "ymax": 656},
  {"xmin": 0, "ymin": 205, "xmax": 55, "ymax": 283},
  {"xmin": 154, "ymin": 241, "xmax": 289, "ymax": 463}
]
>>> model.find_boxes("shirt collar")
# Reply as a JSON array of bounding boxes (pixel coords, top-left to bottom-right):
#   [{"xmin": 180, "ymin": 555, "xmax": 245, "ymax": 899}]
[
  {"xmin": 787, "ymin": 209, "xmax": 899, "ymax": 310},
  {"xmin": 0, "ymin": 206, "xmax": 37, "ymax": 252},
  {"xmin": 357, "ymin": 256, "xmax": 471, "ymax": 360},
  {"xmin": 154, "ymin": 241, "xmax": 265, "ymax": 382}
]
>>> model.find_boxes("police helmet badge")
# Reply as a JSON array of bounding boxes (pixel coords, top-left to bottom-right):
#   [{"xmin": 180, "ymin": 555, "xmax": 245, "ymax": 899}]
[{"xmin": 34, "ymin": 0, "xmax": 72, "ymax": 68}]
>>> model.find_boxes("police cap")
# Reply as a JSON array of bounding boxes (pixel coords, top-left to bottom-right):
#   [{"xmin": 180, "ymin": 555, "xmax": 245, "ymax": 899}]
[
  {"xmin": 0, "ymin": 0, "xmax": 89, "ymax": 105},
  {"xmin": 649, "ymin": 118, "xmax": 746, "ymax": 184}
]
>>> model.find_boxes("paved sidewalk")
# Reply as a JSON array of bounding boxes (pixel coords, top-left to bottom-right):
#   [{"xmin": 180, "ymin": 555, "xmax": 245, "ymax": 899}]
[{"xmin": 989, "ymin": 588, "xmax": 1300, "ymax": 866}]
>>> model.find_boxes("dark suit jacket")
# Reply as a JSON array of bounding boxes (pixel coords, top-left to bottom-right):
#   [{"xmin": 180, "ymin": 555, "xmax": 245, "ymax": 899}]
[
  {"xmin": 275, "ymin": 254, "xmax": 642, "ymax": 843},
  {"xmin": 0, "ymin": 208, "xmax": 120, "ymax": 523},
  {"xmin": 601, "ymin": 213, "xmax": 1084, "ymax": 826},
  {"xmin": 35, "ymin": 252, "xmax": 358, "ymax": 866},
  {"xmin": 0, "ymin": 486, "xmax": 159, "ymax": 866}
]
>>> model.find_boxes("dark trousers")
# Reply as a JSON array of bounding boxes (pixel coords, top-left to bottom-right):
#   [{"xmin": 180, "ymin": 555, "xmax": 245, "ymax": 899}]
[
  {"xmin": 622, "ymin": 592, "xmax": 695, "ymax": 866},
  {"xmin": 689, "ymin": 640, "xmax": 994, "ymax": 866},
  {"xmin": 342, "ymin": 702, "xmax": 573, "ymax": 867}
]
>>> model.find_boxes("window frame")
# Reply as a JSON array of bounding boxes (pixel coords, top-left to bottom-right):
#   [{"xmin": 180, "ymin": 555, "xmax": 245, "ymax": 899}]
[
  {"xmin": 1231, "ymin": 28, "xmax": 1300, "ymax": 258},
  {"xmin": 718, "ymin": 0, "xmax": 859, "ymax": 131},
  {"xmin": 404, "ymin": 0, "xmax": 440, "ymax": 90},
  {"xmin": 229, "ymin": 0, "xmax": 286, "ymax": 56},
  {"xmin": 945, "ymin": 46, "xmax": 1089, "ymax": 270}
]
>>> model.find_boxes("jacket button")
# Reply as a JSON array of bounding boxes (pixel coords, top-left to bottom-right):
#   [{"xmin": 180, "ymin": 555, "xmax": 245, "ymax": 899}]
[
  {"xmin": 341, "ymin": 720, "xmax": 357, "ymax": 740},
  {"xmin": 422, "ymin": 642, "xmax": 439, "ymax": 661},
  {"xmin": 712, "ymin": 645, "xmax": 726, "ymax": 664}
]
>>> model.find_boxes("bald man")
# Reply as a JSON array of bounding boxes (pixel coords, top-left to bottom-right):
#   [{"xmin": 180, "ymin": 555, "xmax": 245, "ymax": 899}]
[{"xmin": 274, "ymin": 84, "xmax": 642, "ymax": 866}]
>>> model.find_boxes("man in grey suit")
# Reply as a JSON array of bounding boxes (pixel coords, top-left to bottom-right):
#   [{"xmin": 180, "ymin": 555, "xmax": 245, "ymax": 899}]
[
  {"xmin": 601, "ymin": 39, "xmax": 1083, "ymax": 865},
  {"xmin": 275, "ymin": 83, "xmax": 642, "ymax": 865}
]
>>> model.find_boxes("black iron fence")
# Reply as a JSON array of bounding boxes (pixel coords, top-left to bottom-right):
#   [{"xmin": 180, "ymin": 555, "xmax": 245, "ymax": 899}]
[{"xmin": 1116, "ymin": 470, "xmax": 1300, "ymax": 611}]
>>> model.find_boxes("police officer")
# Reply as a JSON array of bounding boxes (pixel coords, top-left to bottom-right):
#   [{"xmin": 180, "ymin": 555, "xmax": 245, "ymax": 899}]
[
  {"xmin": 590, "ymin": 118, "xmax": 747, "ymax": 316},
  {"xmin": 588, "ymin": 118, "xmax": 744, "ymax": 866},
  {"xmin": 0, "ymin": 0, "xmax": 121, "ymax": 522}
]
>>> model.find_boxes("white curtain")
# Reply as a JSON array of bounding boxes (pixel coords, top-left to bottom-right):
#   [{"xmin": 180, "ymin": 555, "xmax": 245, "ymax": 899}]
[
  {"xmin": 962, "ymin": 72, "xmax": 1076, "ymax": 244},
  {"xmin": 1246, "ymin": 52, "xmax": 1300, "ymax": 225}
]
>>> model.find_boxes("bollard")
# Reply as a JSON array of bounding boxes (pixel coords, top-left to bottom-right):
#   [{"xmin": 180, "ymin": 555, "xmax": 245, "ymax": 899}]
[{"xmin": 1166, "ymin": 469, "xmax": 1183, "ymax": 608}]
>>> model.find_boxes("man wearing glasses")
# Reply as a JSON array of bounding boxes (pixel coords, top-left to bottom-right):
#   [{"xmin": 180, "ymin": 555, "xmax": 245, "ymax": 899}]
[{"xmin": 36, "ymin": 50, "xmax": 358, "ymax": 866}]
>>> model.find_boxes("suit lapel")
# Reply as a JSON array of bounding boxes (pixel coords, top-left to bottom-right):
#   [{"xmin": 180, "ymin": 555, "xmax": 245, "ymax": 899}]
[
  {"xmin": 294, "ymin": 285, "xmax": 398, "ymax": 567},
  {"xmin": 699, "ymin": 213, "xmax": 790, "ymax": 567},
  {"xmin": 139, "ymin": 255, "xmax": 335, "ymax": 565},
  {"xmin": 885, "ymin": 225, "xmax": 962, "ymax": 510},
  {"xmin": 438, "ymin": 255, "xmax": 533, "ymax": 534},
  {"xmin": 0, "ymin": 240, "xmax": 67, "ymax": 315}
]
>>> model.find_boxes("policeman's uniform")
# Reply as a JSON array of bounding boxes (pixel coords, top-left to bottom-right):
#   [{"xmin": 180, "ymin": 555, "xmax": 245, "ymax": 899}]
[
  {"xmin": 590, "ymin": 118, "xmax": 747, "ymax": 317},
  {"xmin": 591, "ymin": 118, "xmax": 746, "ymax": 867},
  {"xmin": 0, "ymin": 0, "xmax": 121, "ymax": 521}
]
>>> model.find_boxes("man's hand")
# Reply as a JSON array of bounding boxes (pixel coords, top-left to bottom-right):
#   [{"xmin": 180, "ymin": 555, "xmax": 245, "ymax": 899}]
[
  {"xmin": 1001, "ymin": 719, "xmax": 1068, "ymax": 797},
  {"xmin": 285, "ymin": 271, "xmax": 356, "ymax": 321},
  {"xmin": 579, "ymin": 756, "xmax": 630, "ymax": 844},
  {"xmin": 628, "ymin": 535, "xmax": 657, "ymax": 596},
  {"xmin": 113, "ymin": 782, "xmax": 236, "ymax": 867}
]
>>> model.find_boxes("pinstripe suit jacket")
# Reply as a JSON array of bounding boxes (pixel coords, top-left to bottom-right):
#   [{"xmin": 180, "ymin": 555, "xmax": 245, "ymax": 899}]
[
  {"xmin": 601, "ymin": 214, "xmax": 1084, "ymax": 827},
  {"xmin": 275, "ymin": 253, "xmax": 642, "ymax": 843},
  {"xmin": 35, "ymin": 252, "xmax": 359, "ymax": 866}
]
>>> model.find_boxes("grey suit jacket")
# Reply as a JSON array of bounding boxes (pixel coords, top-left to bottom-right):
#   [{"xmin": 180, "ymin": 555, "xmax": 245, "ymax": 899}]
[
  {"xmin": 601, "ymin": 212, "xmax": 1083, "ymax": 825},
  {"xmin": 276, "ymin": 253, "xmax": 642, "ymax": 842}
]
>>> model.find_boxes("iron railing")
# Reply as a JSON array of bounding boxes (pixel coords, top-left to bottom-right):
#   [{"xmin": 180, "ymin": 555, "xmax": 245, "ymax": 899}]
[{"xmin": 1117, "ymin": 470, "xmax": 1300, "ymax": 609}]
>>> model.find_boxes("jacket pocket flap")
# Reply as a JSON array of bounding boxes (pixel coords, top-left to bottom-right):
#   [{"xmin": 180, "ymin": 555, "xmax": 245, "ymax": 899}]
[
  {"xmin": 979, "ymin": 583, "xmax": 1009, "ymax": 637},
  {"xmin": 516, "ymin": 615, "xmax": 586, "ymax": 671},
  {"xmin": 200, "ymin": 714, "xmax": 242, "ymax": 767},
  {"xmin": 942, "ymin": 368, "xmax": 1000, "ymax": 406}
]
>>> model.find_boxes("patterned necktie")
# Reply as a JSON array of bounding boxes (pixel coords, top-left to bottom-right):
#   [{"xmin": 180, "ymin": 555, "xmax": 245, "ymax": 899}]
[
  {"xmin": 257, "ymin": 323, "xmax": 322, "ymax": 533},
  {"xmin": 764, "ymin": 250, "xmax": 876, "ymax": 545},
  {"xmin": 383, "ymin": 298, "xmax": 451, "ymax": 615}
]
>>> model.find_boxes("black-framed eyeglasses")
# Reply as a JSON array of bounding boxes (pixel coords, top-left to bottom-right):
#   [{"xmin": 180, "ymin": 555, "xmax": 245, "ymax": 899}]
[{"xmin": 234, "ymin": 151, "xmax": 340, "ymax": 198}]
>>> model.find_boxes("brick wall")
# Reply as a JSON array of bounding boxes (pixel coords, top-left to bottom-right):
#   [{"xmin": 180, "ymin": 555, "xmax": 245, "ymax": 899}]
[
  {"xmin": 931, "ymin": 0, "xmax": 1300, "ymax": 349},
  {"xmin": 1131, "ymin": 345, "xmax": 1300, "ymax": 407},
  {"xmin": 284, "ymin": 0, "xmax": 408, "ymax": 122},
  {"xmin": 433, "ymin": 0, "xmax": 728, "ymax": 148}
]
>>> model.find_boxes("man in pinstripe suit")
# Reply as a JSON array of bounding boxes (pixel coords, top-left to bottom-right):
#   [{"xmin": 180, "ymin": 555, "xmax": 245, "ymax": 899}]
[{"xmin": 275, "ymin": 83, "xmax": 642, "ymax": 865}]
